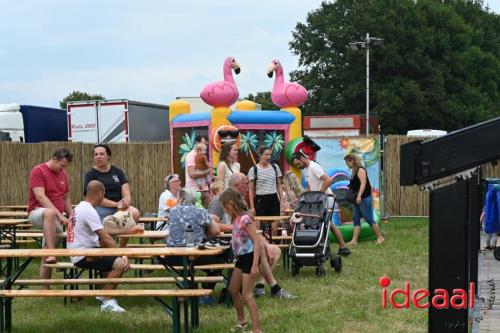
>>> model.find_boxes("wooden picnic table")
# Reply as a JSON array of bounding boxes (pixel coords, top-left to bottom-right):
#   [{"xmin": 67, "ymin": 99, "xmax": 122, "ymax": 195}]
[
  {"xmin": 0, "ymin": 205, "xmax": 27, "ymax": 211},
  {"xmin": 212, "ymin": 233, "xmax": 232, "ymax": 239},
  {"xmin": 254, "ymin": 215, "xmax": 290, "ymax": 223},
  {"xmin": 254, "ymin": 215, "xmax": 290, "ymax": 242},
  {"xmin": 0, "ymin": 211, "xmax": 28, "ymax": 218},
  {"xmin": 0, "ymin": 246, "xmax": 223, "ymax": 258},
  {"xmin": 211, "ymin": 230, "xmax": 262, "ymax": 239},
  {"xmin": 0, "ymin": 219, "xmax": 29, "ymax": 226},
  {"xmin": 138, "ymin": 216, "xmax": 168, "ymax": 231},
  {"xmin": 117, "ymin": 230, "xmax": 167, "ymax": 239},
  {"xmin": 138, "ymin": 216, "xmax": 167, "ymax": 223},
  {"xmin": 0, "ymin": 218, "xmax": 31, "ymax": 249},
  {"xmin": 0, "ymin": 246, "xmax": 225, "ymax": 333}
]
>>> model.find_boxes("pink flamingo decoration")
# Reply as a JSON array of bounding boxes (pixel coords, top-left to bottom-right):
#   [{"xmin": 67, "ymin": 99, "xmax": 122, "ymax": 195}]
[
  {"xmin": 267, "ymin": 59, "xmax": 308, "ymax": 108},
  {"xmin": 200, "ymin": 57, "xmax": 241, "ymax": 108}
]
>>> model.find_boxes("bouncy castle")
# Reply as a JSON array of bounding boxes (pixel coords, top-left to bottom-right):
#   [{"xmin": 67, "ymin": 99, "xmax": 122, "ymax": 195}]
[
  {"xmin": 168, "ymin": 57, "xmax": 381, "ymax": 242},
  {"xmin": 169, "ymin": 57, "xmax": 306, "ymax": 181}
]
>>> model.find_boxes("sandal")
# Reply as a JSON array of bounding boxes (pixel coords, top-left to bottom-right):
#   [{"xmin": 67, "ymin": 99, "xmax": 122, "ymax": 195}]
[
  {"xmin": 230, "ymin": 321, "xmax": 248, "ymax": 332},
  {"xmin": 45, "ymin": 256, "xmax": 57, "ymax": 264}
]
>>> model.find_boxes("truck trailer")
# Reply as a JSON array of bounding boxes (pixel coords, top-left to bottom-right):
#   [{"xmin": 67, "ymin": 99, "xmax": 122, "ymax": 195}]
[
  {"xmin": 0, "ymin": 103, "xmax": 68, "ymax": 142},
  {"xmin": 67, "ymin": 99, "xmax": 169, "ymax": 143}
]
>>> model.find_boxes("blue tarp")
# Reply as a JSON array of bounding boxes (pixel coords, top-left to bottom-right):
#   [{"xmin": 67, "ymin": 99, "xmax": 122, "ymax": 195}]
[
  {"xmin": 227, "ymin": 110, "xmax": 295, "ymax": 124},
  {"xmin": 484, "ymin": 183, "xmax": 500, "ymax": 234}
]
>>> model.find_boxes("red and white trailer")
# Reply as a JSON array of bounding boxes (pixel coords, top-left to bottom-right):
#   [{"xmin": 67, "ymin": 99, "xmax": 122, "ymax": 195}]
[{"xmin": 68, "ymin": 99, "xmax": 169, "ymax": 143}]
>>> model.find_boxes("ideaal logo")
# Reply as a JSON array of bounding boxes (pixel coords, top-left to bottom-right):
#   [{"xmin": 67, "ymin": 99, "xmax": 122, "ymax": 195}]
[{"xmin": 380, "ymin": 276, "xmax": 474, "ymax": 309}]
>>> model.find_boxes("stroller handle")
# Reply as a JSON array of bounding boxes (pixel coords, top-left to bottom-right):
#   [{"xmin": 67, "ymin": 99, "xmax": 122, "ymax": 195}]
[{"xmin": 295, "ymin": 213, "xmax": 322, "ymax": 219}]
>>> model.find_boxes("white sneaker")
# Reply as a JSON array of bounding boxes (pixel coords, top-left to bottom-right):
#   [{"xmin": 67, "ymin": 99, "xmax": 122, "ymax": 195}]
[
  {"xmin": 100, "ymin": 298, "xmax": 126, "ymax": 313},
  {"xmin": 95, "ymin": 296, "xmax": 105, "ymax": 302}
]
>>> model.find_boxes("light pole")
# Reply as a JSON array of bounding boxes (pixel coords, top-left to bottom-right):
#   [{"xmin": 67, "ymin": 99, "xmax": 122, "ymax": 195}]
[{"xmin": 349, "ymin": 33, "xmax": 383, "ymax": 136}]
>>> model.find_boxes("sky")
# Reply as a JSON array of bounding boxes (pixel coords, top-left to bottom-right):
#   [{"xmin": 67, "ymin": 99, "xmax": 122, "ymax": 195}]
[{"xmin": 0, "ymin": 0, "xmax": 499, "ymax": 109}]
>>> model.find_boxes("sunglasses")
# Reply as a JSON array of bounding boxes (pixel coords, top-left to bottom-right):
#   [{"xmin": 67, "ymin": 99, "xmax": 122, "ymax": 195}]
[
  {"xmin": 218, "ymin": 129, "xmax": 240, "ymax": 138},
  {"xmin": 166, "ymin": 174, "xmax": 180, "ymax": 184},
  {"xmin": 56, "ymin": 151, "xmax": 74, "ymax": 162}
]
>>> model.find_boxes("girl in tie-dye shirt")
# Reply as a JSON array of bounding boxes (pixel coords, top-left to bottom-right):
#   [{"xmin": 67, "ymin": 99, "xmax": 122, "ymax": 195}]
[{"xmin": 220, "ymin": 187, "xmax": 262, "ymax": 333}]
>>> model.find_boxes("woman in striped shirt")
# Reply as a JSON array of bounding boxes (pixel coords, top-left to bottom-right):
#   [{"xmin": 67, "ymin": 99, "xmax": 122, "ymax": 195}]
[{"xmin": 248, "ymin": 145, "xmax": 284, "ymax": 236}]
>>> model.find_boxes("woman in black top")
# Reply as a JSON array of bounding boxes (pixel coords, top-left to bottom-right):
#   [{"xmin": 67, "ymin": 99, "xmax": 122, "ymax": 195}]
[
  {"xmin": 344, "ymin": 153, "xmax": 384, "ymax": 245},
  {"xmin": 83, "ymin": 144, "xmax": 140, "ymax": 222}
]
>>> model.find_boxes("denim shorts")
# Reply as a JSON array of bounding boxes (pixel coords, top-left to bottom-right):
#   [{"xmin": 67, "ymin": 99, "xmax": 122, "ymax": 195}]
[
  {"xmin": 95, "ymin": 206, "xmax": 117, "ymax": 222},
  {"xmin": 352, "ymin": 195, "xmax": 375, "ymax": 226}
]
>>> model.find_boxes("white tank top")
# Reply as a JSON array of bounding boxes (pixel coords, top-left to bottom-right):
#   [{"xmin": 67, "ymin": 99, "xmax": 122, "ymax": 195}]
[{"xmin": 220, "ymin": 161, "xmax": 240, "ymax": 188}]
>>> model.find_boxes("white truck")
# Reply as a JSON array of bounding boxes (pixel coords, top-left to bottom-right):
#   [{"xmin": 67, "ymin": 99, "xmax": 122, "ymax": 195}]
[
  {"xmin": 67, "ymin": 99, "xmax": 170, "ymax": 143},
  {"xmin": 0, "ymin": 103, "xmax": 24, "ymax": 141}
]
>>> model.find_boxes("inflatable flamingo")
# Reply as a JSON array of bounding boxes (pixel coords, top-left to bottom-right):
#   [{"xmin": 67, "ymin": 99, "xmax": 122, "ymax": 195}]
[
  {"xmin": 200, "ymin": 57, "xmax": 241, "ymax": 108},
  {"xmin": 267, "ymin": 59, "xmax": 308, "ymax": 108}
]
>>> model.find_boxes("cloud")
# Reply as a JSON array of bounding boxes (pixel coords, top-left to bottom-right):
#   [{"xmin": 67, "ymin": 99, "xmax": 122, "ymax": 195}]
[{"xmin": 0, "ymin": 0, "xmax": 324, "ymax": 107}]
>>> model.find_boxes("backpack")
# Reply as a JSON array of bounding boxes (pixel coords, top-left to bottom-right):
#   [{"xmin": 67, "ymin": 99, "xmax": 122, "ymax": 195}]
[{"xmin": 253, "ymin": 163, "xmax": 279, "ymax": 190}]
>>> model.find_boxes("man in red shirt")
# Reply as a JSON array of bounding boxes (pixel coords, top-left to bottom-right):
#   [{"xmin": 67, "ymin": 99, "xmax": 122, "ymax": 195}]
[{"xmin": 28, "ymin": 147, "xmax": 74, "ymax": 282}]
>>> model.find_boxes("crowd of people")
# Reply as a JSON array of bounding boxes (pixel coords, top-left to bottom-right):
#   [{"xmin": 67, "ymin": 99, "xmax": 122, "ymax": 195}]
[{"xmin": 27, "ymin": 141, "xmax": 383, "ymax": 332}]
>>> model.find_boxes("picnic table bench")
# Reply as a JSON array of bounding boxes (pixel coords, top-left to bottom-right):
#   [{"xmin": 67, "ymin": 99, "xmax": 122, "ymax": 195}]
[
  {"xmin": 0, "ymin": 247, "xmax": 225, "ymax": 333},
  {"xmin": 0, "ymin": 206, "xmax": 27, "ymax": 211}
]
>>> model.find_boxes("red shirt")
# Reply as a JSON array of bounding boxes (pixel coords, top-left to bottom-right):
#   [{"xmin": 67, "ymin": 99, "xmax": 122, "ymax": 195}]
[{"xmin": 28, "ymin": 163, "xmax": 69, "ymax": 213}]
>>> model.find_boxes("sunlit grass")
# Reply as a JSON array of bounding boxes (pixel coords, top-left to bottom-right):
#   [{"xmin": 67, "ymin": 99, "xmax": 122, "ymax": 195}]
[{"xmin": 9, "ymin": 217, "xmax": 428, "ymax": 333}]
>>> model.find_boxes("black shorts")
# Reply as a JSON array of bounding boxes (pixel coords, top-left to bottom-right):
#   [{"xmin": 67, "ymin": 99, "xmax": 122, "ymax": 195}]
[
  {"xmin": 235, "ymin": 252, "xmax": 255, "ymax": 274},
  {"xmin": 255, "ymin": 193, "xmax": 280, "ymax": 217},
  {"xmin": 75, "ymin": 256, "xmax": 118, "ymax": 272}
]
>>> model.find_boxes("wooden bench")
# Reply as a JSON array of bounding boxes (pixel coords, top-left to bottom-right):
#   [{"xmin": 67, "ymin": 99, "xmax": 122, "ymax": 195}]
[
  {"xmin": 270, "ymin": 236, "xmax": 293, "ymax": 269},
  {"xmin": 0, "ymin": 289, "xmax": 212, "ymax": 333},
  {"xmin": 44, "ymin": 262, "xmax": 235, "ymax": 271},
  {"xmin": 43, "ymin": 261, "xmax": 235, "ymax": 307},
  {"xmin": 0, "ymin": 239, "xmax": 37, "ymax": 246},
  {"xmin": 13, "ymin": 276, "xmax": 224, "ymax": 286},
  {"xmin": 0, "ymin": 288, "xmax": 211, "ymax": 298}
]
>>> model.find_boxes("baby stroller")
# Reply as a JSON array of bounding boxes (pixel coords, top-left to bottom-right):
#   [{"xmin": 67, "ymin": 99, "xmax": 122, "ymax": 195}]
[{"xmin": 289, "ymin": 191, "xmax": 342, "ymax": 277}]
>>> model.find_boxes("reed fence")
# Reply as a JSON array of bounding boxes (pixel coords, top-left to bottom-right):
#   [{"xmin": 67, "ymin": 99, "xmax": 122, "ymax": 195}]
[
  {"xmin": 2, "ymin": 138, "xmax": 499, "ymax": 217},
  {"xmin": 0, "ymin": 142, "xmax": 171, "ymax": 214}
]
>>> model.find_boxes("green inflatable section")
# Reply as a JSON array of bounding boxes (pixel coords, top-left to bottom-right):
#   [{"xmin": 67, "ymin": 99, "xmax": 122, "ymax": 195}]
[
  {"xmin": 285, "ymin": 137, "xmax": 303, "ymax": 164},
  {"xmin": 328, "ymin": 209, "xmax": 381, "ymax": 243}
]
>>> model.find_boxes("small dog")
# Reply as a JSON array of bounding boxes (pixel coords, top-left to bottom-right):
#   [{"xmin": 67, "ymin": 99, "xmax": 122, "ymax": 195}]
[{"xmin": 102, "ymin": 210, "xmax": 136, "ymax": 229}]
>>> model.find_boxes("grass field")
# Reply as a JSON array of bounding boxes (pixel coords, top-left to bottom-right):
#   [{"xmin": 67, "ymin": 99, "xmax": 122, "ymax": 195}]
[{"xmin": 9, "ymin": 217, "xmax": 428, "ymax": 333}]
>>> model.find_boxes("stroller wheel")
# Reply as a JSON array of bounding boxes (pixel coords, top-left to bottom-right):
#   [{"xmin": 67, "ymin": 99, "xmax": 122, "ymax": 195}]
[
  {"xmin": 315, "ymin": 265, "xmax": 326, "ymax": 277},
  {"xmin": 494, "ymin": 248, "xmax": 500, "ymax": 261},
  {"xmin": 291, "ymin": 262, "xmax": 301, "ymax": 276},
  {"xmin": 331, "ymin": 255, "xmax": 342, "ymax": 273}
]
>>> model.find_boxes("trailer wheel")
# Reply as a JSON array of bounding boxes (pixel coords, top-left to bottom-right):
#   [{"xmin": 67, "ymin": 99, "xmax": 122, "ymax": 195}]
[{"xmin": 291, "ymin": 262, "xmax": 301, "ymax": 276}]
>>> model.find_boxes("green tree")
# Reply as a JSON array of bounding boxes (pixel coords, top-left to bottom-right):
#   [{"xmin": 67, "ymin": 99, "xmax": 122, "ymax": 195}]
[
  {"xmin": 59, "ymin": 91, "xmax": 105, "ymax": 109},
  {"xmin": 289, "ymin": 0, "xmax": 500, "ymax": 133},
  {"xmin": 245, "ymin": 92, "xmax": 280, "ymax": 110}
]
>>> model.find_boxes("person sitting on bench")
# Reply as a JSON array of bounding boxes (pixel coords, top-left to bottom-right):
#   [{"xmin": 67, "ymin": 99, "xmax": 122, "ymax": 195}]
[
  {"xmin": 162, "ymin": 187, "xmax": 223, "ymax": 305},
  {"xmin": 67, "ymin": 180, "xmax": 132, "ymax": 313},
  {"xmin": 28, "ymin": 147, "xmax": 74, "ymax": 283}
]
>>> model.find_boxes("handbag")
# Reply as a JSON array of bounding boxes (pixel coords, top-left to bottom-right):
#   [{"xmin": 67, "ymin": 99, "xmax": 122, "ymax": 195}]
[{"xmin": 345, "ymin": 189, "xmax": 358, "ymax": 204}]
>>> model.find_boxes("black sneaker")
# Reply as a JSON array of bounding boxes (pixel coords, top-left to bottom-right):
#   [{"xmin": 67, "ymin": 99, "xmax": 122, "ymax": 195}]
[
  {"xmin": 337, "ymin": 247, "xmax": 351, "ymax": 257},
  {"xmin": 253, "ymin": 287, "xmax": 265, "ymax": 297}
]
